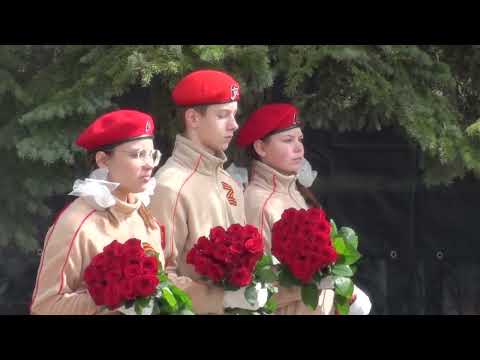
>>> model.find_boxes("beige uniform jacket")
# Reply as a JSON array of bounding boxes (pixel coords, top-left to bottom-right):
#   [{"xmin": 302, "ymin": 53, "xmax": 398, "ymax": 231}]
[
  {"xmin": 31, "ymin": 196, "xmax": 164, "ymax": 315},
  {"xmin": 244, "ymin": 160, "xmax": 335, "ymax": 315},
  {"xmin": 149, "ymin": 135, "xmax": 246, "ymax": 314}
]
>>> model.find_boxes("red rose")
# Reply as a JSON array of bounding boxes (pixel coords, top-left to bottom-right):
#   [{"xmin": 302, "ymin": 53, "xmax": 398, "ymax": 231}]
[
  {"xmin": 142, "ymin": 256, "xmax": 159, "ymax": 275},
  {"xmin": 103, "ymin": 283, "xmax": 123, "ymax": 309},
  {"xmin": 289, "ymin": 258, "xmax": 315, "ymax": 284},
  {"xmin": 272, "ymin": 207, "xmax": 338, "ymax": 284},
  {"xmin": 103, "ymin": 240, "xmax": 125, "ymax": 259},
  {"xmin": 124, "ymin": 238, "xmax": 144, "ymax": 258},
  {"xmin": 187, "ymin": 224, "xmax": 265, "ymax": 287},
  {"xmin": 124, "ymin": 263, "xmax": 143, "ymax": 280},
  {"xmin": 239, "ymin": 255, "xmax": 260, "ymax": 273},
  {"xmin": 229, "ymin": 267, "xmax": 252, "ymax": 287},
  {"xmin": 105, "ymin": 267, "xmax": 123, "ymax": 284},
  {"xmin": 206, "ymin": 262, "xmax": 225, "ymax": 283},
  {"xmin": 191, "ymin": 254, "xmax": 208, "ymax": 275},
  {"xmin": 244, "ymin": 235, "xmax": 263, "ymax": 254},
  {"xmin": 209, "ymin": 226, "xmax": 228, "ymax": 243},
  {"xmin": 119, "ymin": 279, "xmax": 137, "ymax": 301},
  {"xmin": 197, "ymin": 236, "xmax": 213, "ymax": 253},
  {"xmin": 186, "ymin": 247, "xmax": 198, "ymax": 265},
  {"xmin": 308, "ymin": 208, "xmax": 327, "ymax": 222},
  {"xmin": 126, "ymin": 256, "xmax": 143, "ymax": 266},
  {"xmin": 84, "ymin": 265, "xmax": 102, "ymax": 285},
  {"xmin": 229, "ymin": 243, "xmax": 244, "ymax": 255},
  {"xmin": 281, "ymin": 208, "xmax": 298, "ymax": 220},
  {"xmin": 321, "ymin": 246, "xmax": 337, "ymax": 265},
  {"xmin": 134, "ymin": 275, "xmax": 159, "ymax": 298},
  {"xmin": 227, "ymin": 224, "xmax": 244, "ymax": 234},
  {"xmin": 91, "ymin": 253, "xmax": 107, "ymax": 270},
  {"xmin": 212, "ymin": 244, "xmax": 232, "ymax": 264},
  {"xmin": 88, "ymin": 283, "xmax": 106, "ymax": 306}
]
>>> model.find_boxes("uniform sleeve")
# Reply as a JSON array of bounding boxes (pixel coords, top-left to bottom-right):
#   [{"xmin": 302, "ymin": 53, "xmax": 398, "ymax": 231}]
[
  {"xmin": 148, "ymin": 183, "xmax": 186, "ymax": 274},
  {"xmin": 149, "ymin": 182, "xmax": 225, "ymax": 314},
  {"xmin": 245, "ymin": 196, "xmax": 272, "ymax": 251},
  {"xmin": 30, "ymin": 215, "xmax": 104, "ymax": 315}
]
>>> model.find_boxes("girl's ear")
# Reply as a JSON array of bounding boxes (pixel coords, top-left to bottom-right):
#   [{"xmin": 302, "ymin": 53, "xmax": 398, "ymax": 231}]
[
  {"xmin": 253, "ymin": 139, "xmax": 267, "ymax": 158},
  {"xmin": 95, "ymin": 151, "xmax": 110, "ymax": 169}
]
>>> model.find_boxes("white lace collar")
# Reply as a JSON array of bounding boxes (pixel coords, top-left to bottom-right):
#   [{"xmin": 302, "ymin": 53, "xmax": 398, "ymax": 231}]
[{"xmin": 68, "ymin": 168, "xmax": 157, "ymax": 210}]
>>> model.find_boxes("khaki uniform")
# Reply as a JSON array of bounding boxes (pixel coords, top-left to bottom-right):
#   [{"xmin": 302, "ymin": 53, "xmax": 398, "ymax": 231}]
[
  {"xmin": 244, "ymin": 160, "xmax": 335, "ymax": 315},
  {"xmin": 31, "ymin": 196, "xmax": 164, "ymax": 315},
  {"xmin": 149, "ymin": 135, "xmax": 246, "ymax": 314}
]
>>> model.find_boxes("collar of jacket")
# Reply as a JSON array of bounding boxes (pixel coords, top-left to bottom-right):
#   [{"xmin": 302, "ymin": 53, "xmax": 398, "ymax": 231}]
[
  {"xmin": 250, "ymin": 160, "xmax": 298, "ymax": 195},
  {"xmin": 172, "ymin": 134, "xmax": 227, "ymax": 176},
  {"xmin": 109, "ymin": 195, "xmax": 142, "ymax": 219}
]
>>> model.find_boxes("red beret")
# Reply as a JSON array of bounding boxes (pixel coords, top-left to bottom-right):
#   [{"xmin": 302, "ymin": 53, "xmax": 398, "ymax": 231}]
[
  {"xmin": 172, "ymin": 69, "xmax": 240, "ymax": 107},
  {"xmin": 236, "ymin": 103, "xmax": 300, "ymax": 148},
  {"xmin": 76, "ymin": 110, "xmax": 155, "ymax": 151}
]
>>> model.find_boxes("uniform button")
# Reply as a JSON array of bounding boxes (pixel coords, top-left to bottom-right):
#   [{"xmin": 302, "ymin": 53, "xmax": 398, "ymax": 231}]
[
  {"xmin": 435, "ymin": 250, "xmax": 444, "ymax": 261},
  {"xmin": 36, "ymin": 248, "xmax": 43, "ymax": 257},
  {"xmin": 390, "ymin": 250, "xmax": 398, "ymax": 259}
]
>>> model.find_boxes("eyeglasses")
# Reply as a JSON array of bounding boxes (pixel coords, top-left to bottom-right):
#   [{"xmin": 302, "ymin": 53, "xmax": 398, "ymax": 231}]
[{"xmin": 115, "ymin": 149, "xmax": 162, "ymax": 167}]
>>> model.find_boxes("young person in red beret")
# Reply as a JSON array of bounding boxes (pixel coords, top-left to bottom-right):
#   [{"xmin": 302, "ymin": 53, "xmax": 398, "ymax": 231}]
[
  {"xmin": 30, "ymin": 110, "xmax": 165, "ymax": 315},
  {"xmin": 148, "ymin": 70, "xmax": 268, "ymax": 314},
  {"xmin": 237, "ymin": 103, "xmax": 372, "ymax": 315}
]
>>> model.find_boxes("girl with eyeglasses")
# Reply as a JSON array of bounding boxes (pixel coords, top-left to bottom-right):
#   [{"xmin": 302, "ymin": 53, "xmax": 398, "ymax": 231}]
[{"xmin": 30, "ymin": 110, "xmax": 166, "ymax": 314}]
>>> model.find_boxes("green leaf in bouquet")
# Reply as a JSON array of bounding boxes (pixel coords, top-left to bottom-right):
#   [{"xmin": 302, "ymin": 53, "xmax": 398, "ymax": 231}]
[
  {"xmin": 334, "ymin": 295, "xmax": 350, "ymax": 315},
  {"xmin": 161, "ymin": 287, "xmax": 178, "ymax": 311},
  {"xmin": 301, "ymin": 283, "xmax": 319, "ymax": 310},
  {"xmin": 333, "ymin": 236, "xmax": 361, "ymax": 263},
  {"xmin": 330, "ymin": 219, "xmax": 338, "ymax": 237},
  {"xmin": 257, "ymin": 266, "xmax": 278, "ymax": 283},
  {"xmin": 339, "ymin": 227, "xmax": 358, "ymax": 249},
  {"xmin": 170, "ymin": 285, "xmax": 193, "ymax": 311},
  {"xmin": 157, "ymin": 302, "xmax": 171, "ymax": 314},
  {"xmin": 255, "ymin": 255, "xmax": 273, "ymax": 271},
  {"xmin": 245, "ymin": 284, "xmax": 259, "ymax": 306},
  {"xmin": 331, "ymin": 264, "xmax": 353, "ymax": 277},
  {"xmin": 157, "ymin": 272, "xmax": 169, "ymax": 283},
  {"xmin": 350, "ymin": 264, "xmax": 358, "ymax": 275},
  {"xmin": 263, "ymin": 297, "xmax": 278, "ymax": 314},
  {"xmin": 333, "ymin": 236, "xmax": 347, "ymax": 255},
  {"xmin": 334, "ymin": 277, "xmax": 354, "ymax": 298},
  {"xmin": 136, "ymin": 296, "xmax": 151, "ymax": 308},
  {"xmin": 278, "ymin": 266, "xmax": 301, "ymax": 287},
  {"xmin": 342, "ymin": 252, "xmax": 362, "ymax": 266}
]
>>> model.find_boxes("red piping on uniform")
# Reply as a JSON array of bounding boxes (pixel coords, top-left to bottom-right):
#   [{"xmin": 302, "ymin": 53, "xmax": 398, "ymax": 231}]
[
  {"xmin": 170, "ymin": 155, "xmax": 202, "ymax": 257},
  {"xmin": 154, "ymin": 220, "xmax": 166, "ymax": 250},
  {"xmin": 260, "ymin": 175, "xmax": 277, "ymax": 238},
  {"xmin": 58, "ymin": 209, "xmax": 97, "ymax": 294},
  {"xmin": 30, "ymin": 201, "xmax": 74, "ymax": 312}
]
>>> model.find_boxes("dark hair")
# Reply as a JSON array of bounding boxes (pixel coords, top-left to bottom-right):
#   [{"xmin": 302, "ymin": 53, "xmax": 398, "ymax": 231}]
[
  {"xmin": 86, "ymin": 148, "xmax": 112, "ymax": 171},
  {"xmin": 296, "ymin": 181, "xmax": 322, "ymax": 209},
  {"xmin": 176, "ymin": 105, "xmax": 209, "ymax": 133}
]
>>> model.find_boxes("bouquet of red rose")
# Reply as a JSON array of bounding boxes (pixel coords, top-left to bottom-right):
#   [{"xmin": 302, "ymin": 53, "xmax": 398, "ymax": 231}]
[
  {"xmin": 186, "ymin": 224, "xmax": 278, "ymax": 314},
  {"xmin": 84, "ymin": 238, "xmax": 194, "ymax": 315},
  {"xmin": 272, "ymin": 208, "xmax": 362, "ymax": 315}
]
